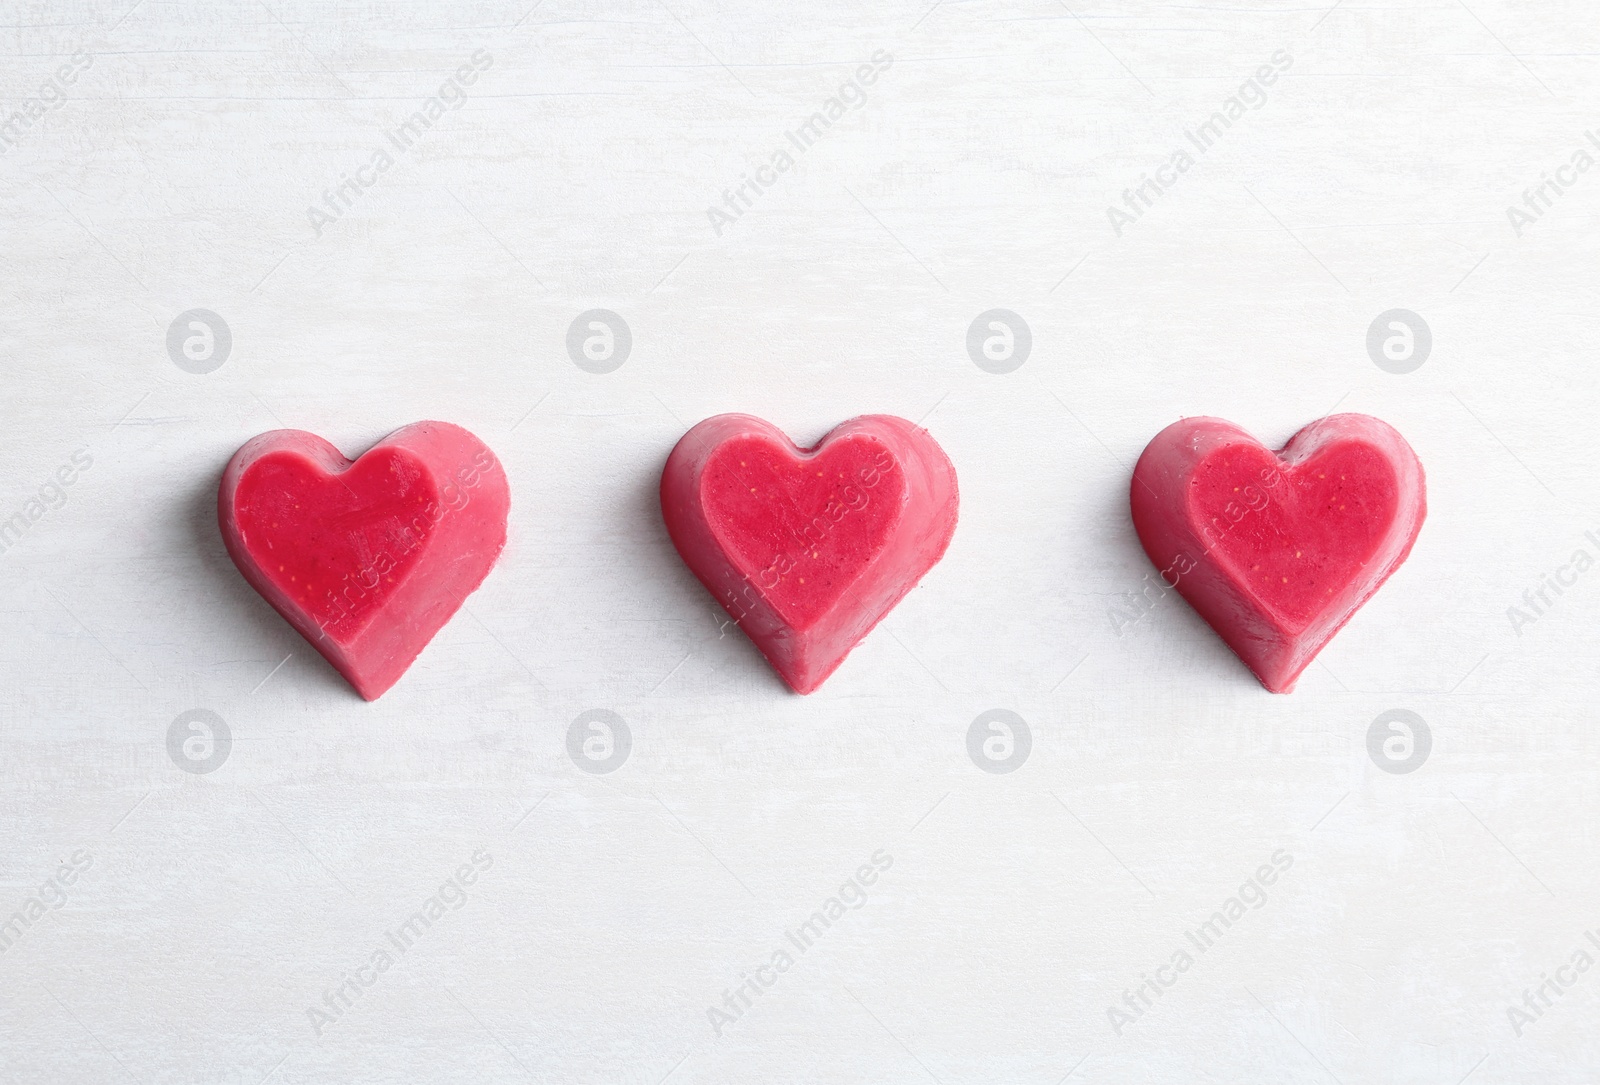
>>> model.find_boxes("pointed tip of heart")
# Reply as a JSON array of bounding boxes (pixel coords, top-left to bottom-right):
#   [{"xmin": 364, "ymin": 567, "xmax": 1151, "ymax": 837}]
[
  {"xmin": 1256, "ymin": 671, "xmax": 1299, "ymax": 696},
  {"xmin": 775, "ymin": 651, "xmax": 849, "ymax": 695},
  {"xmin": 349, "ymin": 670, "xmax": 399, "ymax": 701},
  {"xmin": 783, "ymin": 675, "xmax": 823, "ymax": 696}
]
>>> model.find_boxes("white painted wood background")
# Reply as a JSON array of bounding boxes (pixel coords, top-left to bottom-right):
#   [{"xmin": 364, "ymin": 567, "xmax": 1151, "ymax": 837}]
[{"xmin": 3, "ymin": 0, "xmax": 1600, "ymax": 1081}]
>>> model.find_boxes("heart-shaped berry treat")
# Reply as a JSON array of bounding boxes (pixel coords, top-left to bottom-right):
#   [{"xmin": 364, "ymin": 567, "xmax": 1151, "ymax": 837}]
[
  {"xmin": 661, "ymin": 414, "xmax": 959, "ymax": 693},
  {"xmin": 1130, "ymin": 414, "xmax": 1425, "ymax": 693},
  {"xmin": 218, "ymin": 422, "xmax": 509, "ymax": 699}
]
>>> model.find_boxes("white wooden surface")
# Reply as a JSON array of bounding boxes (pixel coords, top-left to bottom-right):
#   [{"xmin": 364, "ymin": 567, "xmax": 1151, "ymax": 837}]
[{"xmin": 3, "ymin": 0, "xmax": 1600, "ymax": 1081}]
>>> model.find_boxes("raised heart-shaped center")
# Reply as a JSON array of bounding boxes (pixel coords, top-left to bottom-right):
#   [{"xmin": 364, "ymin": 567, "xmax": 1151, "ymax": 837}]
[
  {"xmin": 231, "ymin": 446, "xmax": 442, "ymax": 639},
  {"xmin": 699, "ymin": 433, "xmax": 906, "ymax": 630},
  {"xmin": 1186, "ymin": 439, "xmax": 1401, "ymax": 631}
]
